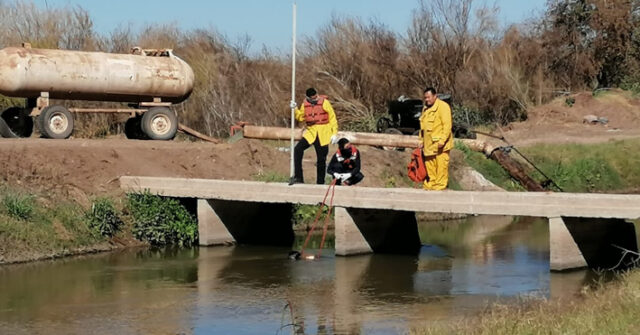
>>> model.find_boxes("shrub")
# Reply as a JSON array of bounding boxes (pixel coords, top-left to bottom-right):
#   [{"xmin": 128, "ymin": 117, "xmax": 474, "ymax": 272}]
[
  {"xmin": 620, "ymin": 79, "xmax": 640, "ymax": 97},
  {"xmin": 565, "ymin": 97, "xmax": 576, "ymax": 107},
  {"xmin": 127, "ymin": 192, "xmax": 198, "ymax": 247},
  {"xmin": 3, "ymin": 193, "xmax": 35, "ymax": 220},
  {"xmin": 293, "ymin": 204, "xmax": 328, "ymax": 225},
  {"xmin": 87, "ymin": 198, "xmax": 123, "ymax": 237}
]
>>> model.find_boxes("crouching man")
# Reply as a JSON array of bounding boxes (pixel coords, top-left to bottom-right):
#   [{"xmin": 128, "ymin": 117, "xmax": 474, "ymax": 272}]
[{"xmin": 327, "ymin": 138, "xmax": 364, "ymax": 186}]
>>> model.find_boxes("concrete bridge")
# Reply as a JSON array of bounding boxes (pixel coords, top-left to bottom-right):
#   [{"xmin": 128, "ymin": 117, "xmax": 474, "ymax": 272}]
[{"xmin": 119, "ymin": 176, "xmax": 640, "ymax": 271}]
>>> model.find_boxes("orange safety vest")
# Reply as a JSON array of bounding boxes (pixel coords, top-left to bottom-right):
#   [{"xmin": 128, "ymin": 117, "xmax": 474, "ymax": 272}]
[
  {"xmin": 336, "ymin": 146, "xmax": 358, "ymax": 168},
  {"xmin": 303, "ymin": 95, "xmax": 329, "ymax": 125}
]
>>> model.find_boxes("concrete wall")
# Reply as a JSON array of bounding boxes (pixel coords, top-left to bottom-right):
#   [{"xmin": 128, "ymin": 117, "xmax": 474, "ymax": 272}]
[{"xmin": 335, "ymin": 207, "xmax": 421, "ymax": 256}]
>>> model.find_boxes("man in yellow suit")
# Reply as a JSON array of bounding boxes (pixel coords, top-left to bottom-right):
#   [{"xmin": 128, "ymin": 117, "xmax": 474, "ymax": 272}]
[
  {"xmin": 419, "ymin": 87, "xmax": 453, "ymax": 190},
  {"xmin": 289, "ymin": 87, "xmax": 339, "ymax": 185}
]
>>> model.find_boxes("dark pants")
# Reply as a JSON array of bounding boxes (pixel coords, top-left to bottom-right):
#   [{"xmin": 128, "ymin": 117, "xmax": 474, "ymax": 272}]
[{"xmin": 294, "ymin": 137, "xmax": 329, "ymax": 184}]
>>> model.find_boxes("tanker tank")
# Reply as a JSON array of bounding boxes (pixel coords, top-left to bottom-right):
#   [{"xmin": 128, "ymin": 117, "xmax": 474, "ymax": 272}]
[{"xmin": 0, "ymin": 47, "xmax": 195, "ymax": 103}]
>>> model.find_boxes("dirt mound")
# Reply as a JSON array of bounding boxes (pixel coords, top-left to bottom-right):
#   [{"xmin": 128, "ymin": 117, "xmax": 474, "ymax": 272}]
[
  {"xmin": 529, "ymin": 90, "xmax": 640, "ymax": 128},
  {"xmin": 499, "ymin": 90, "xmax": 640, "ymax": 146},
  {"xmin": 0, "ymin": 137, "xmax": 426, "ymax": 201}
]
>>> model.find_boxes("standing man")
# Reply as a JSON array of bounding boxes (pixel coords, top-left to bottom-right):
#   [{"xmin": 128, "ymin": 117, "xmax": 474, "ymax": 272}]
[
  {"xmin": 419, "ymin": 87, "xmax": 453, "ymax": 190},
  {"xmin": 289, "ymin": 88, "xmax": 339, "ymax": 185}
]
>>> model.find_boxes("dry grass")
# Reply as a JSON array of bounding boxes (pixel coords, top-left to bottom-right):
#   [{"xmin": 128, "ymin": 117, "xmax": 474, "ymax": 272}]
[
  {"xmin": 412, "ymin": 270, "xmax": 640, "ymax": 335},
  {"xmin": 1, "ymin": 0, "xmax": 640, "ymax": 136}
]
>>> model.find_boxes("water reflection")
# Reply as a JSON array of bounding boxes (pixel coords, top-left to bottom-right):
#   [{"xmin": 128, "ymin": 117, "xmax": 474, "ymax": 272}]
[{"xmin": 0, "ymin": 216, "xmax": 601, "ymax": 335}]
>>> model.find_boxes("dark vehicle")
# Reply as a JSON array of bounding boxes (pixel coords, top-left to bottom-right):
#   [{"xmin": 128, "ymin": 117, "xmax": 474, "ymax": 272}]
[{"xmin": 375, "ymin": 94, "xmax": 475, "ymax": 139}]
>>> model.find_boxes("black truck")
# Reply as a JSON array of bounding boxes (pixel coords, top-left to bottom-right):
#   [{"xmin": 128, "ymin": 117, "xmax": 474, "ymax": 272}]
[{"xmin": 375, "ymin": 94, "xmax": 475, "ymax": 139}]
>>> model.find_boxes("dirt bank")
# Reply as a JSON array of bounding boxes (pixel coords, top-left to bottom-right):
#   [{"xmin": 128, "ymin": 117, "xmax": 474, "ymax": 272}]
[
  {"xmin": 494, "ymin": 90, "xmax": 640, "ymax": 146},
  {"xmin": 0, "ymin": 137, "xmax": 437, "ymax": 200}
]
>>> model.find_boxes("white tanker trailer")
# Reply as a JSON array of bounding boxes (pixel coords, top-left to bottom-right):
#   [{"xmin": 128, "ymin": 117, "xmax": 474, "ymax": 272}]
[{"xmin": 0, "ymin": 44, "xmax": 195, "ymax": 140}]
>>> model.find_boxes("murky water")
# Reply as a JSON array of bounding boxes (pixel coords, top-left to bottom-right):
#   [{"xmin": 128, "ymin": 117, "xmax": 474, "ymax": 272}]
[{"xmin": 0, "ymin": 216, "xmax": 600, "ymax": 335}]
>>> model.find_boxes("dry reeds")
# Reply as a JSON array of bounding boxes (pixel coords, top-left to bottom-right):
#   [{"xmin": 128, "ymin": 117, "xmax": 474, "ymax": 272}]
[{"xmin": 0, "ymin": 0, "xmax": 639, "ymax": 136}]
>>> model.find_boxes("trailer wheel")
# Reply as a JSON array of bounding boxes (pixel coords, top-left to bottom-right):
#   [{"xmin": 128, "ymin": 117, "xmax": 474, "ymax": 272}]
[
  {"xmin": 124, "ymin": 116, "xmax": 148, "ymax": 140},
  {"xmin": 0, "ymin": 107, "xmax": 33, "ymax": 138},
  {"xmin": 39, "ymin": 105, "xmax": 74, "ymax": 139},
  {"xmin": 382, "ymin": 128, "xmax": 405, "ymax": 151},
  {"xmin": 141, "ymin": 107, "xmax": 178, "ymax": 140},
  {"xmin": 376, "ymin": 117, "xmax": 392, "ymax": 133},
  {"xmin": 0, "ymin": 118, "xmax": 17, "ymax": 138}
]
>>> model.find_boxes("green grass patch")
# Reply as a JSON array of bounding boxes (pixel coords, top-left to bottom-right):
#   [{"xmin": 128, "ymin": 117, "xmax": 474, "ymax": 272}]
[
  {"xmin": 521, "ymin": 140, "xmax": 639, "ymax": 193},
  {"xmin": 252, "ymin": 170, "xmax": 289, "ymax": 183},
  {"xmin": 3, "ymin": 192, "xmax": 35, "ymax": 220},
  {"xmin": 447, "ymin": 177, "xmax": 463, "ymax": 191},
  {"xmin": 379, "ymin": 168, "xmax": 413, "ymax": 188},
  {"xmin": 0, "ymin": 187, "xmax": 104, "ymax": 260},
  {"xmin": 457, "ymin": 139, "xmax": 640, "ymax": 193}
]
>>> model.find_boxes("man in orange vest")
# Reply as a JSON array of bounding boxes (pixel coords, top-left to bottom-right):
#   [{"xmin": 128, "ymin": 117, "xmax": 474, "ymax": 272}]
[
  {"xmin": 419, "ymin": 87, "xmax": 453, "ymax": 190},
  {"xmin": 290, "ymin": 88, "xmax": 339, "ymax": 185}
]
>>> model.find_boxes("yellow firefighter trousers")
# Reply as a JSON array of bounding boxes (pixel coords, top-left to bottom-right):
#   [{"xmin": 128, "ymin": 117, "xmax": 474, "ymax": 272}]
[{"xmin": 423, "ymin": 150, "xmax": 450, "ymax": 190}]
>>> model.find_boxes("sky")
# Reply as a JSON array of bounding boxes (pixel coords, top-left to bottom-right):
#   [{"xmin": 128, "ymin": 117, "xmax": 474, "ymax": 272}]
[{"xmin": 37, "ymin": 0, "xmax": 547, "ymax": 53}]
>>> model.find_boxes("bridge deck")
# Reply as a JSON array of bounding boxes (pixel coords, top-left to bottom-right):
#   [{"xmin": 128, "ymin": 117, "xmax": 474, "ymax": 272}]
[{"xmin": 119, "ymin": 176, "xmax": 640, "ymax": 220}]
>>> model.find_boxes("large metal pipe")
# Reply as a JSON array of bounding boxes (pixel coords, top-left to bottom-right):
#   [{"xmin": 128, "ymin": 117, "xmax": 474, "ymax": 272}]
[
  {"xmin": 242, "ymin": 125, "xmax": 423, "ymax": 148},
  {"xmin": 0, "ymin": 47, "xmax": 195, "ymax": 103}
]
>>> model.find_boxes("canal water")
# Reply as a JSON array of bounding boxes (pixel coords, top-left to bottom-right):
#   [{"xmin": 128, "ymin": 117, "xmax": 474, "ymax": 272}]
[{"xmin": 0, "ymin": 216, "xmax": 601, "ymax": 335}]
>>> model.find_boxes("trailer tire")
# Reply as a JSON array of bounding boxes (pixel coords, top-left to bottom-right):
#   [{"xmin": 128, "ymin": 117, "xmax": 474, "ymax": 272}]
[
  {"xmin": 376, "ymin": 117, "xmax": 392, "ymax": 133},
  {"xmin": 124, "ymin": 116, "xmax": 148, "ymax": 140},
  {"xmin": 0, "ymin": 118, "xmax": 17, "ymax": 138},
  {"xmin": 381, "ymin": 128, "xmax": 405, "ymax": 151},
  {"xmin": 0, "ymin": 107, "xmax": 33, "ymax": 138},
  {"xmin": 141, "ymin": 107, "xmax": 178, "ymax": 140},
  {"xmin": 39, "ymin": 105, "xmax": 74, "ymax": 139}
]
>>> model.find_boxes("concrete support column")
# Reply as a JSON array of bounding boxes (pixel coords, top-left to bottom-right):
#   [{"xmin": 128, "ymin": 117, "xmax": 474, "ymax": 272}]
[
  {"xmin": 548, "ymin": 216, "xmax": 587, "ymax": 271},
  {"xmin": 198, "ymin": 199, "xmax": 235, "ymax": 246},
  {"xmin": 335, "ymin": 207, "xmax": 421, "ymax": 256},
  {"xmin": 335, "ymin": 207, "xmax": 373, "ymax": 256},
  {"xmin": 560, "ymin": 217, "xmax": 638, "ymax": 270},
  {"xmin": 549, "ymin": 216, "xmax": 639, "ymax": 271}
]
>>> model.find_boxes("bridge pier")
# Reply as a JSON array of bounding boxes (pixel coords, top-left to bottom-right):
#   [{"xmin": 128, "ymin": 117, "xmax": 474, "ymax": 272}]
[
  {"xmin": 549, "ymin": 216, "xmax": 639, "ymax": 271},
  {"xmin": 549, "ymin": 217, "xmax": 587, "ymax": 271},
  {"xmin": 197, "ymin": 199, "xmax": 294, "ymax": 247},
  {"xmin": 335, "ymin": 207, "xmax": 422, "ymax": 256}
]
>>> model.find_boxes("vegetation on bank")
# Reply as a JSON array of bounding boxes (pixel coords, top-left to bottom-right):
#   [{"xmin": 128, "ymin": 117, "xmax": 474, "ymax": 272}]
[
  {"xmin": 252, "ymin": 170, "xmax": 334, "ymax": 228},
  {"xmin": 0, "ymin": 187, "xmax": 104, "ymax": 262},
  {"xmin": 0, "ymin": 187, "xmax": 199, "ymax": 263},
  {"xmin": 456, "ymin": 139, "xmax": 640, "ymax": 193},
  {"xmin": 127, "ymin": 192, "xmax": 198, "ymax": 248},
  {"xmin": 413, "ymin": 269, "xmax": 640, "ymax": 335}
]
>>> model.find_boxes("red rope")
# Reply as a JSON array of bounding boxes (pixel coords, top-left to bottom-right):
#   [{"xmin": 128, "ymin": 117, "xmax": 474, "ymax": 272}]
[
  {"xmin": 299, "ymin": 179, "xmax": 337, "ymax": 258},
  {"xmin": 317, "ymin": 181, "xmax": 336, "ymax": 257}
]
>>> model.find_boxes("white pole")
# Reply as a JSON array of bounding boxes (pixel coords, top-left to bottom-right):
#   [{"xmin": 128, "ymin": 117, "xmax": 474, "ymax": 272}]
[{"xmin": 289, "ymin": 1, "xmax": 297, "ymax": 180}]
